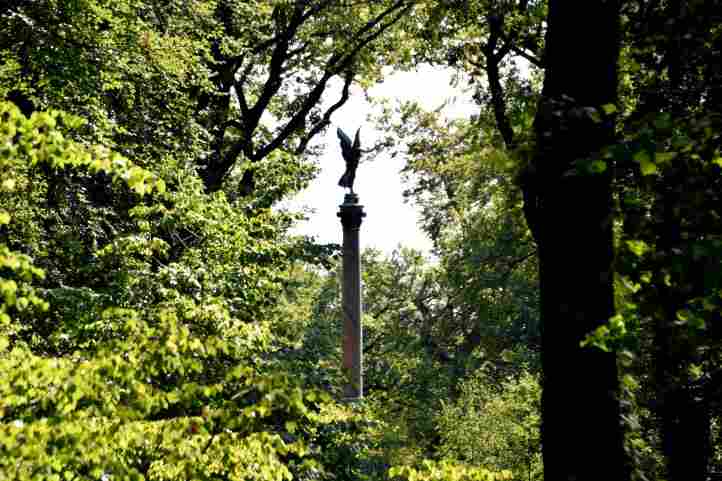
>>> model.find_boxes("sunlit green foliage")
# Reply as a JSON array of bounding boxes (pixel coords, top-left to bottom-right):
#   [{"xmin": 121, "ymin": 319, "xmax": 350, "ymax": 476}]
[
  {"xmin": 0, "ymin": 100, "xmax": 355, "ymax": 481},
  {"xmin": 389, "ymin": 459, "xmax": 513, "ymax": 481},
  {"xmin": 2, "ymin": 1, "xmax": 543, "ymax": 479},
  {"xmin": 437, "ymin": 370, "xmax": 541, "ymax": 481},
  {"xmin": 3, "ymin": 1, "xmax": 721, "ymax": 480}
]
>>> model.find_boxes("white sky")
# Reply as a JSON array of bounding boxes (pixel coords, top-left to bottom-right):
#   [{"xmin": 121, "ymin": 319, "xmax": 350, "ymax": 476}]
[{"xmin": 287, "ymin": 64, "xmax": 476, "ymax": 254}]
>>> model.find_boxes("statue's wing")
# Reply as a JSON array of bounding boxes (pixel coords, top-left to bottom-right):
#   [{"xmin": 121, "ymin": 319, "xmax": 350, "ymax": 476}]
[{"xmin": 337, "ymin": 128, "xmax": 352, "ymax": 154}]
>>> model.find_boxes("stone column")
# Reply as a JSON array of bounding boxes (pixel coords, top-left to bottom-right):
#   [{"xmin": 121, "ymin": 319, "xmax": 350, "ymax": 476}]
[{"xmin": 337, "ymin": 192, "xmax": 365, "ymax": 400}]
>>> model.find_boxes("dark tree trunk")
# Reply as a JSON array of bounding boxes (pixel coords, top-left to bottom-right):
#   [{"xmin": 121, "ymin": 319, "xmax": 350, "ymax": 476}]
[{"xmin": 522, "ymin": 1, "xmax": 628, "ymax": 480}]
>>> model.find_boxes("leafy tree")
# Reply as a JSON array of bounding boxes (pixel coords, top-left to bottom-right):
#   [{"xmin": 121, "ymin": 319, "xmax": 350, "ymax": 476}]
[
  {"xmin": 389, "ymin": 460, "xmax": 513, "ymax": 481},
  {"xmin": 0, "ymin": 1, "xmax": 424, "ymax": 476},
  {"xmin": 1, "ymin": 1, "xmax": 542, "ymax": 478},
  {"xmin": 193, "ymin": 0, "xmax": 416, "ymax": 196},
  {"xmin": 389, "ymin": 104, "xmax": 540, "ymax": 361},
  {"xmin": 0, "ymin": 92, "xmax": 379, "ymax": 481},
  {"xmin": 0, "ymin": 100, "xmax": 326, "ymax": 480},
  {"xmin": 1, "ymin": 0, "xmax": 420, "ymax": 202},
  {"xmin": 437, "ymin": 370, "xmax": 542, "ymax": 481}
]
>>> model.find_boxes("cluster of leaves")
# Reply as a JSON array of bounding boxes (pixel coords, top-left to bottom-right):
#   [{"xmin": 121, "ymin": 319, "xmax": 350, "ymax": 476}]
[
  {"xmin": 436, "ymin": 370, "xmax": 541, "ymax": 481},
  {"xmin": 388, "ymin": 459, "xmax": 512, "ymax": 481},
  {"xmin": 0, "ymin": 98, "xmax": 376, "ymax": 480},
  {"xmin": 283, "ymin": 239, "xmax": 541, "ymax": 481},
  {"xmin": 0, "ymin": 100, "xmax": 165, "ymax": 340}
]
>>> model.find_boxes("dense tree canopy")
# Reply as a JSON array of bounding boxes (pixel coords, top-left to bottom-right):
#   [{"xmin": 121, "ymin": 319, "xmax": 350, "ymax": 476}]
[{"xmin": 1, "ymin": 1, "xmax": 721, "ymax": 480}]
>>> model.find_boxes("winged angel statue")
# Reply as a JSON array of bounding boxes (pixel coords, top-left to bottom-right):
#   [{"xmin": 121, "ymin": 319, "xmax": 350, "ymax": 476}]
[{"xmin": 337, "ymin": 127, "xmax": 361, "ymax": 193}]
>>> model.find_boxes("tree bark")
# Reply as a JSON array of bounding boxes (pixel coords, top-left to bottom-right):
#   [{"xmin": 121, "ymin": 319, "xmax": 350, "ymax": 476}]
[{"xmin": 522, "ymin": 1, "xmax": 628, "ymax": 479}]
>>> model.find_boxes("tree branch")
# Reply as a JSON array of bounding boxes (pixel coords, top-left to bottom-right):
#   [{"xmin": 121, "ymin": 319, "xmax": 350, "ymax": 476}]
[
  {"xmin": 208, "ymin": 1, "xmax": 414, "ymax": 192},
  {"xmin": 256, "ymin": 2, "xmax": 412, "ymax": 160},
  {"xmin": 503, "ymin": 40, "xmax": 542, "ymax": 67},
  {"xmin": 483, "ymin": 14, "xmax": 515, "ymax": 149},
  {"xmin": 294, "ymin": 68, "xmax": 354, "ymax": 155}
]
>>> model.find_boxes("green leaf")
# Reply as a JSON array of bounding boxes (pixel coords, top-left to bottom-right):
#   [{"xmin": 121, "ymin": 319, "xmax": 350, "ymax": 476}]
[
  {"xmin": 655, "ymin": 152, "xmax": 677, "ymax": 164},
  {"xmin": 589, "ymin": 160, "xmax": 607, "ymax": 173},
  {"xmin": 601, "ymin": 104, "xmax": 617, "ymax": 115},
  {"xmin": 500, "ymin": 350, "xmax": 514, "ymax": 362},
  {"xmin": 1, "ymin": 178, "xmax": 15, "ymax": 191},
  {"xmin": 634, "ymin": 150, "xmax": 657, "ymax": 175},
  {"xmin": 626, "ymin": 240, "xmax": 650, "ymax": 257},
  {"xmin": 640, "ymin": 158, "xmax": 657, "ymax": 175},
  {"xmin": 654, "ymin": 113, "xmax": 674, "ymax": 131},
  {"xmin": 0, "ymin": 210, "xmax": 10, "ymax": 225},
  {"xmin": 285, "ymin": 420, "xmax": 297, "ymax": 433}
]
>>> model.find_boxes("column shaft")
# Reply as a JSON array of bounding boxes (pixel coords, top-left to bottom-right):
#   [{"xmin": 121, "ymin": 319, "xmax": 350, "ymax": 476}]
[{"xmin": 338, "ymin": 196, "xmax": 365, "ymax": 400}]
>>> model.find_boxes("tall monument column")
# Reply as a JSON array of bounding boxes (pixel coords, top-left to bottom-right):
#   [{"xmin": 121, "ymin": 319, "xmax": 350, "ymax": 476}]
[
  {"xmin": 335, "ymin": 126, "xmax": 365, "ymax": 400},
  {"xmin": 338, "ymin": 193, "xmax": 365, "ymax": 399}
]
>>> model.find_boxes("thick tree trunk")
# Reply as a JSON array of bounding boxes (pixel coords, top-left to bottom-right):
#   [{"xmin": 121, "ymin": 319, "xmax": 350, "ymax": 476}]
[{"xmin": 522, "ymin": 1, "xmax": 628, "ymax": 479}]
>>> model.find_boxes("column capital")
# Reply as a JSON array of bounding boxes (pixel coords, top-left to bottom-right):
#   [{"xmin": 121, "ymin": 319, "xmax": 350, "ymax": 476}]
[{"xmin": 337, "ymin": 197, "xmax": 366, "ymax": 230}]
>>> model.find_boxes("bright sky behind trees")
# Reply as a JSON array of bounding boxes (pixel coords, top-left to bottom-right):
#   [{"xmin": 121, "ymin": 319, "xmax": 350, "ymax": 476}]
[{"xmin": 288, "ymin": 65, "xmax": 476, "ymax": 254}]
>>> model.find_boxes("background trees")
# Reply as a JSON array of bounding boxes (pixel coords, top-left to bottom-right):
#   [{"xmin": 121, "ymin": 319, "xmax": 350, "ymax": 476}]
[
  {"xmin": 2, "ymin": 0, "xmax": 722, "ymax": 480},
  {"xmin": 1, "ymin": 0, "xmax": 416, "ymax": 202}
]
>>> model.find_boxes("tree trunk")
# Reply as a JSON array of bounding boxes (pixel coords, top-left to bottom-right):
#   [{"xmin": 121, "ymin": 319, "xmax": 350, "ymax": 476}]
[{"xmin": 522, "ymin": 1, "xmax": 628, "ymax": 479}]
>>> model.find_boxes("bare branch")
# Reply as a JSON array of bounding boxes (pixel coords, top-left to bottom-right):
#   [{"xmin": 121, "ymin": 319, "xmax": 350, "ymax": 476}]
[
  {"xmin": 328, "ymin": 0, "xmax": 412, "ymax": 72},
  {"xmin": 498, "ymin": 34, "xmax": 543, "ymax": 67},
  {"xmin": 482, "ymin": 14, "xmax": 515, "ymax": 149},
  {"xmin": 256, "ymin": 2, "xmax": 413, "ymax": 159},
  {"xmin": 294, "ymin": 69, "xmax": 354, "ymax": 155},
  {"xmin": 235, "ymin": 61, "xmax": 254, "ymax": 120},
  {"xmin": 207, "ymin": 1, "xmax": 414, "ymax": 192}
]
